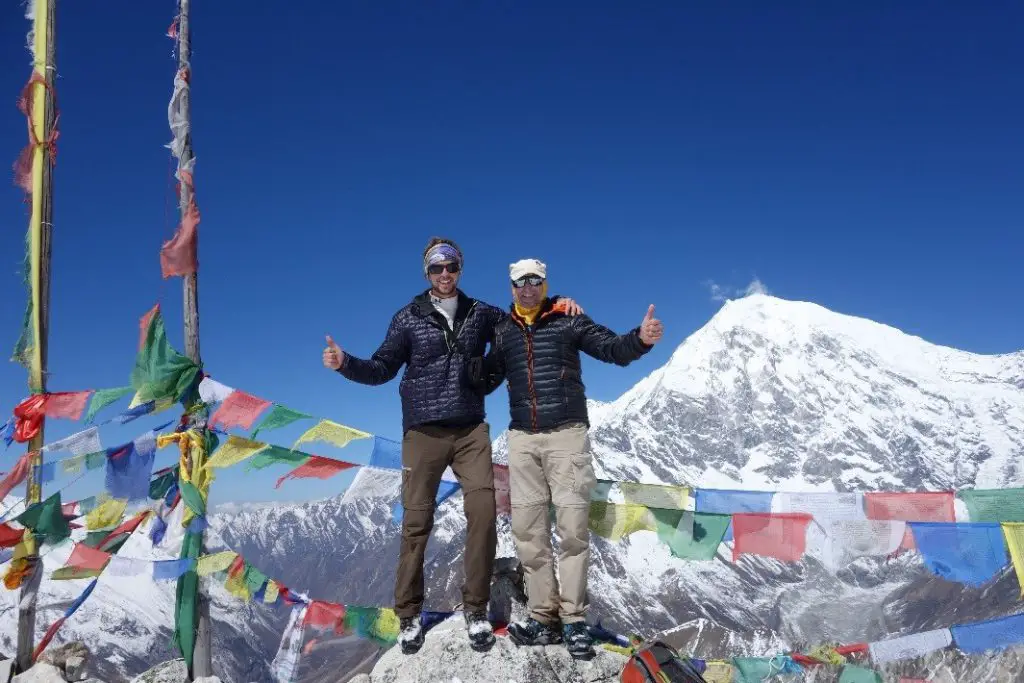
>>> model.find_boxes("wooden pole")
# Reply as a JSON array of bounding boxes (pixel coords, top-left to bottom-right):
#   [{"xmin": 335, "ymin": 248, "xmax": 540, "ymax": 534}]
[
  {"xmin": 174, "ymin": 1, "xmax": 212, "ymax": 678},
  {"xmin": 17, "ymin": 0, "xmax": 57, "ymax": 672}
]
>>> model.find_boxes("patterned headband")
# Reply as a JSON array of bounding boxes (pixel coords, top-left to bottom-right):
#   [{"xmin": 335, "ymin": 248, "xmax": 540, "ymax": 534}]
[{"xmin": 424, "ymin": 244, "xmax": 462, "ymax": 272}]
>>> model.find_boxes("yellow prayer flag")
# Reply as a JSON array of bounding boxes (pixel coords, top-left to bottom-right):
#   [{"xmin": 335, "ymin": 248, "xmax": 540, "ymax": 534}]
[
  {"xmin": 1002, "ymin": 523, "xmax": 1024, "ymax": 597},
  {"xmin": 197, "ymin": 551, "xmax": 238, "ymax": 576},
  {"xmin": 86, "ymin": 497, "xmax": 127, "ymax": 531},
  {"xmin": 60, "ymin": 455, "xmax": 86, "ymax": 477},
  {"xmin": 588, "ymin": 502, "xmax": 657, "ymax": 540},
  {"xmin": 292, "ymin": 419, "xmax": 370, "ymax": 451},
  {"xmin": 264, "ymin": 580, "xmax": 280, "ymax": 604},
  {"xmin": 205, "ymin": 436, "xmax": 268, "ymax": 470},
  {"xmin": 372, "ymin": 608, "xmax": 401, "ymax": 641},
  {"xmin": 702, "ymin": 660, "xmax": 734, "ymax": 683},
  {"xmin": 13, "ymin": 531, "xmax": 36, "ymax": 561},
  {"xmin": 618, "ymin": 482, "xmax": 690, "ymax": 510},
  {"xmin": 225, "ymin": 569, "xmax": 250, "ymax": 601}
]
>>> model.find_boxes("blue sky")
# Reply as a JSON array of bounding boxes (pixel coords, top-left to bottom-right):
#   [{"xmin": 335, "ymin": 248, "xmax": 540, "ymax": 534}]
[{"xmin": 0, "ymin": 2, "xmax": 1021, "ymax": 506}]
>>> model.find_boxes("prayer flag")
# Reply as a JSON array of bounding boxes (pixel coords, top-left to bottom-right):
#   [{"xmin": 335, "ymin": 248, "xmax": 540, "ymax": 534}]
[
  {"xmin": 85, "ymin": 497, "xmax": 127, "ymax": 530},
  {"xmin": 821, "ymin": 520, "xmax": 905, "ymax": 570},
  {"xmin": 0, "ymin": 452, "xmax": 32, "ymax": 500},
  {"xmin": 264, "ymin": 580, "xmax": 280, "ymax": 605},
  {"xmin": 42, "ymin": 391, "xmax": 92, "ymax": 420},
  {"xmin": 271, "ymin": 605, "xmax": 307, "ymax": 683},
  {"xmin": 252, "ymin": 404, "xmax": 312, "ymax": 439},
  {"xmin": 209, "ymin": 391, "xmax": 271, "ymax": 431},
  {"xmin": 950, "ymin": 612, "xmax": 1024, "ymax": 654},
  {"xmin": 494, "ymin": 463, "xmax": 511, "ymax": 515},
  {"xmin": 909, "ymin": 522, "xmax": 1008, "ymax": 586},
  {"xmin": 206, "ymin": 435, "xmax": 268, "ymax": 469},
  {"xmin": 197, "ymin": 551, "xmax": 238, "ymax": 576},
  {"xmin": 959, "ymin": 488, "xmax": 1024, "ymax": 523},
  {"xmin": 131, "ymin": 305, "xmax": 200, "ymax": 406},
  {"xmin": 304, "ymin": 601, "xmax": 345, "ymax": 632},
  {"xmin": 868, "ymin": 628, "xmax": 952, "ymax": 664},
  {"xmin": 58, "ymin": 543, "xmax": 112, "ymax": 576},
  {"xmin": 105, "ymin": 432, "xmax": 158, "ymax": 501},
  {"xmin": 246, "ymin": 445, "xmax": 309, "ymax": 471},
  {"xmin": 83, "ymin": 387, "xmax": 133, "ymax": 423},
  {"xmin": 839, "ymin": 666, "xmax": 883, "ymax": 683},
  {"xmin": 864, "ymin": 491, "xmax": 955, "ymax": 549},
  {"xmin": 650, "ymin": 509, "xmax": 730, "ymax": 560},
  {"xmin": 1002, "ymin": 523, "xmax": 1024, "ymax": 597},
  {"xmin": 0, "ymin": 524, "xmax": 25, "ymax": 548},
  {"xmin": 367, "ymin": 436, "xmax": 402, "ymax": 470},
  {"xmin": 340, "ymin": 466, "xmax": 401, "ymax": 504},
  {"xmin": 294, "ymin": 419, "xmax": 370, "ymax": 451},
  {"xmin": 42, "ymin": 426, "xmax": 101, "ymax": 457},
  {"xmin": 695, "ymin": 489, "xmax": 774, "ymax": 542},
  {"xmin": 275, "ymin": 455, "xmax": 356, "ymax": 489},
  {"xmin": 197, "ymin": 376, "xmax": 234, "ymax": 404},
  {"xmin": 588, "ymin": 502, "xmax": 657, "ymax": 540},
  {"xmin": 15, "ymin": 492, "xmax": 70, "ymax": 545},
  {"xmin": 393, "ymin": 479, "xmax": 461, "ymax": 523},
  {"xmin": 593, "ymin": 479, "xmax": 689, "ymax": 509},
  {"xmin": 732, "ymin": 513, "xmax": 812, "ymax": 563}
]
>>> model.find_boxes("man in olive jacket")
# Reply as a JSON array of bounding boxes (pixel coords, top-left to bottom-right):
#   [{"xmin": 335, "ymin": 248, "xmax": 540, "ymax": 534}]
[{"xmin": 479, "ymin": 258, "xmax": 664, "ymax": 659}]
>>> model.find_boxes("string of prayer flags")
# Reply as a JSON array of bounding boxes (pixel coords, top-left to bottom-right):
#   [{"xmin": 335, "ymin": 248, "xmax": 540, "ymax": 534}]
[
  {"xmin": 33, "ymin": 578, "xmax": 98, "ymax": 662},
  {"xmin": 867, "ymin": 628, "xmax": 953, "ymax": 664},
  {"xmin": 864, "ymin": 491, "xmax": 956, "ymax": 550},
  {"xmin": 105, "ymin": 431, "xmax": 158, "ymax": 501},
  {"xmin": 494, "ymin": 463, "xmax": 511, "ymax": 515},
  {"xmin": 293, "ymin": 419, "xmax": 370, "ymax": 452},
  {"xmin": 1002, "ymin": 523, "xmax": 1024, "ymax": 596},
  {"xmin": 695, "ymin": 489, "xmax": 774, "ymax": 542},
  {"xmin": 838, "ymin": 665, "xmax": 883, "ymax": 683},
  {"xmin": 276, "ymin": 455, "xmax": 357, "ymax": 489},
  {"xmin": 909, "ymin": 522, "xmax": 1008, "ymax": 586},
  {"xmin": 15, "ymin": 492, "xmax": 70, "ymax": 546},
  {"xmin": 650, "ymin": 509, "xmax": 731, "ymax": 560},
  {"xmin": 130, "ymin": 305, "xmax": 200, "ymax": 408},
  {"xmin": 958, "ymin": 488, "xmax": 1024, "ymax": 523},
  {"xmin": 209, "ymin": 391, "xmax": 271, "ymax": 431},
  {"xmin": 732, "ymin": 513, "xmax": 813, "ymax": 563},
  {"xmin": 368, "ymin": 436, "xmax": 402, "ymax": 470},
  {"xmin": 950, "ymin": 611, "xmax": 1024, "ymax": 654},
  {"xmin": 251, "ymin": 404, "xmax": 313, "ymax": 439},
  {"xmin": 205, "ymin": 435, "xmax": 268, "ymax": 470},
  {"xmin": 83, "ymin": 386, "xmax": 133, "ymax": 424}
]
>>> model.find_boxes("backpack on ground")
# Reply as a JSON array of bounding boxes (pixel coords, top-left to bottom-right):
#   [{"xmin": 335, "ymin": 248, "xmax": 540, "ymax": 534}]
[{"xmin": 620, "ymin": 640, "xmax": 708, "ymax": 683}]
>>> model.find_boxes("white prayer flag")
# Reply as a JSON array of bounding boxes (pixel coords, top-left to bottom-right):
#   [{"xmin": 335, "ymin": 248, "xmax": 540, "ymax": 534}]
[
  {"xmin": 42, "ymin": 427, "xmax": 102, "ymax": 457},
  {"xmin": 869, "ymin": 628, "xmax": 953, "ymax": 663},
  {"xmin": 198, "ymin": 377, "xmax": 235, "ymax": 405},
  {"xmin": 272, "ymin": 604, "xmax": 308, "ymax": 682}
]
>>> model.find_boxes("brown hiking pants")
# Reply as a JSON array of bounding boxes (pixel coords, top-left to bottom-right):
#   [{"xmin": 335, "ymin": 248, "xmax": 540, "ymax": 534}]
[
  {"xmin": 508, "ymin": 422, "xmax": 595, "ymax": 625},
  {"xmin": 394, "ymin": 422, "xmax": 497, "ymax": 619}
]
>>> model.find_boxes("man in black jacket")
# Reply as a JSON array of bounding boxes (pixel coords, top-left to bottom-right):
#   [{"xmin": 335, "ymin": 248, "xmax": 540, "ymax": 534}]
[
  {"xmin": 322, "ymin": 239, "xmax": 581, "ymax": 655},
  {"xmin": 480, "ymin": 258, "xmax": 663, "ymax": 659}
]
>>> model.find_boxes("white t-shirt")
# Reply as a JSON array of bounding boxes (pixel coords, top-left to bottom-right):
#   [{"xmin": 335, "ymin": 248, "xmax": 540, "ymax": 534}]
[{"xmin": 431, "ymin": 294, "xmax": 458, "ymax": 329}]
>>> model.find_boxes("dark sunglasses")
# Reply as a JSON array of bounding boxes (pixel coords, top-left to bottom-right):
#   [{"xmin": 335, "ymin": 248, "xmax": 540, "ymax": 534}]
[
  {"xmin": 511, "ymin": 275, "xmax": 545, "ymax": 288},
  {"xmin": 427, "ymin": 262, "xmax": 461, "ymax": 275}
]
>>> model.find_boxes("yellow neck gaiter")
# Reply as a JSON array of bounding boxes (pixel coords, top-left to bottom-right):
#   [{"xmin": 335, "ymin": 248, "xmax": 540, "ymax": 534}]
[{"xmin": 513, "ymin": 282, "xmax": 548, "ymax": 325}]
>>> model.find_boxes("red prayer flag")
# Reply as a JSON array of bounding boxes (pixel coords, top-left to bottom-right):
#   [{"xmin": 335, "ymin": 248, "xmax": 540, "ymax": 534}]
[
  {"xmin": 0, "ymin": 452, "xmax": 33, "ymax": 501},
  {"xmin": 209, "ymin": 391, "xmax": 271, "ymax": 431},
  {"xmin": 94, "ymin": 511, "xmax": 150, "ymax": 550},
  {"xmin": 12, "ymin": 394, "xmax": 46, "ymax": 442},
  {"xmin": 275, "ymin": 456, "xmax": 356, "ymax": 489},
  {"xmin": 303, "ymin": 600, "xmax": 346, "ymax": 633},
  {"xmin": 493, "ymin": 464, "xmax": 510, "ymax": 515},
  {"xmin": 865, "ymin": 492, "xmax": 955, "ymax": 549},
  {"xmin": 0, "ymin": 523, "xmax": 25, "ymax": 548},
  {"xmin": 160, "ymin": 194, "xmax": 199, "ymax": 278},
  {"xmin": 732, "ymin": 512, "xmax": 812, "ymax": 563},
  {"xmin": 42, "ymin": 391, "xmax": 92, "ymax": 420},
  {"xmin": 139, "ymin": 304, "xmax": 159, "ymax": 351},
  {"xmin": 62, "ymin": 544, "xmax": 112, "ymax": 572}
]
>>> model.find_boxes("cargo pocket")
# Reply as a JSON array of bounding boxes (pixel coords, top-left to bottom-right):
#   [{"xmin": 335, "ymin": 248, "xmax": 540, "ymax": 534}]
[{"xmin": 570, "ymin": 452, "xmax": 596, "ymax": 502}]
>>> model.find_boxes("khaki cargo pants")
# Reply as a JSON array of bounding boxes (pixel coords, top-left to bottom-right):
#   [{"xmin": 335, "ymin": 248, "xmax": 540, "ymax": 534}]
[
  {"xmin": 508, "ymin": 422, "xmax": 595, "ymax": 625},
  {"xmin": 394, "ymin": 422, "xmax": 497, "ymax": 619}
]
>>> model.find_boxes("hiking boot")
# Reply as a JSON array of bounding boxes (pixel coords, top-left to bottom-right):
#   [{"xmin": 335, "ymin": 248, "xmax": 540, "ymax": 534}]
[
  {"xmin": 398, "ymin": 616, "xmax": 424, "ymax": 654},
  {"xmin": 464, "ymin": 610, "xmax": 495, "ymax": 651},
  {"xmin": 562, "ymin": 622, "xmax": 595, "ymax": 660},
  {"xmin": 508, "ymin": 617, "xmax": 563, "ymax": 646}
]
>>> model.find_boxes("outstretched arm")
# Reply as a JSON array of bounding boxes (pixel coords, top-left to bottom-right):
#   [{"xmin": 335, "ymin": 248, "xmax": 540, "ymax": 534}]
[
  {"xmin": 336, "ymin": 312, "xmax": 409, "ymax": 385},
  {"xmin": 574, "ymin": 305, "xmax": 663, "ymax": 365}
]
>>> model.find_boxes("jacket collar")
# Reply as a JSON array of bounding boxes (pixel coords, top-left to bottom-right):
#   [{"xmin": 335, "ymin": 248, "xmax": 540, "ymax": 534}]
[
  {"xmin": 509, "ymin": 296, "xmax": 562, "ymax": 327},
  {"xmin": 413, "ymin": 289, "xmax": 475, "ymax": 322}
]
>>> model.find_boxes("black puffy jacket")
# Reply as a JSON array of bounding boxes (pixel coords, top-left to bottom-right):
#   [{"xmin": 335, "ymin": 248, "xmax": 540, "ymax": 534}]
[
  {"xmin": 337, "ymin": 289, "xmax": 505, "ymax": 433},
  {"xmin": 483, "ymin": 299, "xmax": 652, "ymax": 432}
]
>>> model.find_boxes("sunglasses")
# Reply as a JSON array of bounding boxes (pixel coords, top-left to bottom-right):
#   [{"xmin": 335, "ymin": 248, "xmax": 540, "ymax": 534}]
[
  {"xmin": 427, "ymin": 262, "xmax": 461, "ymax": 275},
  {"xmin": 512, "ymin": 275, "xmax": 545, "ymax": 288}
]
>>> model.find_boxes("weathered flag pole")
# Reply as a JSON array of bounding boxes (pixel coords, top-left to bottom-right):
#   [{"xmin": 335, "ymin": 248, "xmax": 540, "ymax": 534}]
[{"xmin": 16, "ymin": 0, "xmax": 58, "ymax": 672}]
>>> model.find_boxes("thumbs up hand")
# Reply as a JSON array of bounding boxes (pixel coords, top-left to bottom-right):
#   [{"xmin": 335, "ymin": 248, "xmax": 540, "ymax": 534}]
[
  {"xmin": 323, "ymin": 335, "xmax": 345, "ymax": 370},
  {"xmin": 639, "ymin": 305, "xmax": 663, "ymax": 346}
]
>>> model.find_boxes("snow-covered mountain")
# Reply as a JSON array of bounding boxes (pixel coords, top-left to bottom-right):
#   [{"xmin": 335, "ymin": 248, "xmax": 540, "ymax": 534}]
[{"xmin": 6, "ymin": 293, "xmax": 1023, "ymax": 681}]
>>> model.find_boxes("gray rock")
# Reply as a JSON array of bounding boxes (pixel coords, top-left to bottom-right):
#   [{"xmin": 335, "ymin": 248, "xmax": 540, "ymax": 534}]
[
  {"xmin": 369, "ymin": 616, "xmax": 627, "ymax": 683},
  {"xmin": 128, "ymin": 660, "xmax": 187, "ymax": 683},
  {"xmin": 12, "ymin": 663, "xmax": 67, "ymax": 683},
  {"xmin": 63, "ymin": 656, "xmax": 87, "ymax": 682}
]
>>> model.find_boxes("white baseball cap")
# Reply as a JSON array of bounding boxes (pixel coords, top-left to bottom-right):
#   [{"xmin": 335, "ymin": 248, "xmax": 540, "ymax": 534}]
[{"xmin": 509, "ymin": 258, "xmax": 547, "ymax": 281}]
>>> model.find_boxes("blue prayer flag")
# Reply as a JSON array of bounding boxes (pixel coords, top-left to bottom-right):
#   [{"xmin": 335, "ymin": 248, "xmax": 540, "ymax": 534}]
[
  {"xmin": 104, "ymin": 433, "xmax": 157, "ymax": 501},
  {"xmin": 1, "ymin": 419, "xmax": 13, "ymax": 448},
  {"xmin": 392, "ymin": 479, "xmax": 462, "ymax": 524},
  {"xmin": 910, "ymin": 522, "xmax": 1009, "ymax": 587},
  {"xmin": 38, "ymin": 461, "xmax": 57, "ymax": 483},
  {"xmin": 951, "ymin": 612, "xmax": 1024, "ymax": 654},
  {"xmin": 116, "ymin": 401, "xmax": 155, "ymax": 424},
  {"xmin": 150, "ymin": 514, "xmax": 168, "ymax": 546},
  {"xmin": 695, "ymin": 489, "xmax": 774, "ymax": 542},
  {"xmin": 153, "ymin": 558, "xmax": 193, "ymax": 581},
  {"xmin": 369, "ymin": 436, "xmax": 402, "ymax": 470}
]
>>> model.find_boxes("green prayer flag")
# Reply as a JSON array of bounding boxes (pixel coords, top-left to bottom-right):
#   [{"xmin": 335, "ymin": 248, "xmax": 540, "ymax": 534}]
[
  {"xmin": 52, "ymin": 566, "xmax": 105, "ymax": 581},
  {"xmin": 245, "ymin": 445, "xmax": 310, "ymax": 472},
  {"xmin": 251, "ymin": 404, "xmax": 312, "ymax": 439},
  {"xmin": 15, "ymin": 492, "xmax": 70, "ymax": 546},
  {"xmin": 243, "ymin": 565, "xmax": 269, "ymax": 596},
  {"xmin": 85, "ymin": 452, "xmax": 106, "ymax": 470},
  {"xmin": 959, "ymin": 488, "xmax": 1024, "ymax": 522},
  {"xmin": 838, "ymin": 665, "xmax": 883, "ymax": 683},
  {"xmin": 131, "ymin": 307, "xmax": 201, "ymax": 406},
  {"xmin": 650, "ymin": 510, "xmax": 730, "ymax": 560},
  {"xmin": 150, "ymin": 470, "xmax": 178, "ymax": 500},
  {"xmin": 84, "ymin": 386, "xmax": 133, "ymax": 423},
  {"xmin": 179, "ymin": 481, "xmax": 206, "ymax": 517},
  {"xmin": 174, "ymin": 531, "xmax": 202, "ymax": 669}
]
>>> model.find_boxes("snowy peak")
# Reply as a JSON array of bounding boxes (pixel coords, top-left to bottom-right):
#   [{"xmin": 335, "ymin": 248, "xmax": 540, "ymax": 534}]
[{"xmin": 589, "ymin": 293, "xmax": 1024, "ymax": 492}]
